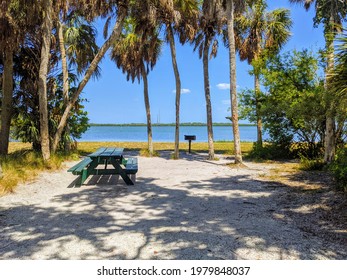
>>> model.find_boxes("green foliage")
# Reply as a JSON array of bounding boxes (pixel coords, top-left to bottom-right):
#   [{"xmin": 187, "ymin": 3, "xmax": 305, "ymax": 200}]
[
  {"xmin": 299, "ymin": 156, "xmax": 325, "ymax": 171},
  {"xmin": 261, "ymin": 49, "xmax": 325, "ymax": 158},
  {"xmin": 329, "ymin": 148, "xmax": 347, "ymax": 192},
  {"xmin": 246, "ymin": 142, "xmax": 293, "ymax": 160},
  {"xmin": 11, "ymin": 62, "xmax": 89, "ymax": 150}
]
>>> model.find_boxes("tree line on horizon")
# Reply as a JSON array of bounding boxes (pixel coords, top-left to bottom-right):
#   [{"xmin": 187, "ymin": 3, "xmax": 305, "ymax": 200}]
[{"xmin": 0, "ymin": 0, "xmax": 347, "ymax": 168}]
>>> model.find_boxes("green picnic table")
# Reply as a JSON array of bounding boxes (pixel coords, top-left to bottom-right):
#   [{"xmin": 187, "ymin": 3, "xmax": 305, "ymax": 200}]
[{"xmin": 68, "ymin": 147, "xmax": 138, "ymax": 186}]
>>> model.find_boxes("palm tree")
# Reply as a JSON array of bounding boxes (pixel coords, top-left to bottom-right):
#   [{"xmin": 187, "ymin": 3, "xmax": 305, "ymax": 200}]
[
  {"xmin": 330, "ymin": 33, "xmax": 347, "ymax": 98},
  {"xmin": 54, "ymin": 13, "xmax": 99, "ymax": 152},
  {"xmin": 236, "ymin": 0, "xmax": 292, "ymax": 147},
  {"xmin": 329, "ymin": 31, "xmax": 347, "ymax": 143},
  {"xmin": 224, "ymin": 0, "xmax": 245, "ymax": 164},
  {"xmin": 110, "ymin": 20, "xmax": 162, "ymax": 156},
  {"xmin": 193, "ymin": 0, "xmax": 226, "ymax": 160},
  {"xmin": 167, "ymin": 0, "xmax": 199, "ymax": 159},
  {"xmin": 51, "ymin": 2, "xmax": 128, "ymax": 154},
  {"xmin": 289, "ymin": 0, "xmax": 347, "ymax": 163},
  {"xmin": 135, "ymin": 0, "xmax": 199, "ymax": 159}
]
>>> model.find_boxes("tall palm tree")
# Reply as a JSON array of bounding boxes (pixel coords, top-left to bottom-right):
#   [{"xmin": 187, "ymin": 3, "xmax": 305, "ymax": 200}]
[
  {"xmin": 289, "ymin": 0, "xmax": 347, "ymax": 163},
  {"xmin": 236, "ymin": 0, "xmax": 292, "ymax": 147},
  {"xmin": 110, "ymin": 20, "xmax": 162, "ymax": 156},
  {"xmin": 224, "ymin": 0, "xmax": 244, "ymax": 164},
  {"xmin": 135, "ymin": 0, "xmax": 198, "ymax": 159},
  {"xmin": 168, "ymin": 0, "xmax": 199, "ymax": 159},
  {"xmin": 193, "ymin": 0, "xmax": 226, "ymax": 160},
  {"xmin": 51, "ymin": 1, "xmax": 128, "ymax": 154},
  {"xmin": 53, "ymin": 13, "xmax": 99, "ymax": 152}
]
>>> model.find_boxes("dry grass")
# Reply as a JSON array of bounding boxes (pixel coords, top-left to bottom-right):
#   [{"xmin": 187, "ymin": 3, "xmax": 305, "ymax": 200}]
[
  {"xmin": 0, "ymin": 146, "xmax": 79, "ymax": 196},
  {"xmin": 76, "ymin": 141, "xmax": 254, "ymax": 155},
  {"xmin": 0, "ymin": 141, "xmax": 253, "ymax": 196},
  {"xmin": 259, "ymin": 161, "xmax": 330, "ymax": 191}
]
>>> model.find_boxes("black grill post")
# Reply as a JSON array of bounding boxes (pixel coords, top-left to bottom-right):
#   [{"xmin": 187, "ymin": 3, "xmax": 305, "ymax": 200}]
[{"xmin": 184, "ymin": 135, "xmax": 196, "ymax": 153}]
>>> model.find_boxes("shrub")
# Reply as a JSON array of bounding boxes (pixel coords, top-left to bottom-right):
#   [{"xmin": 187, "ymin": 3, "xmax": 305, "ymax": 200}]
[
  {"xmin": 246, "ymin": 142, "xmax": 293, "ymax": 160},
  {"xmin": 329, "ymin": 149, "xmax": 347, "ymax": 192},
  {"xmin": 299, "ymin": 156, "xmax": 325, "ymax": 171}
]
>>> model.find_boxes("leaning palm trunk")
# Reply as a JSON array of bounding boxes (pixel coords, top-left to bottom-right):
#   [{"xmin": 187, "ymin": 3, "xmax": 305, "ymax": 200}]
[
  {"xmin": 254, "ymin": 72, "xmax": 263, "ymax": 146},
  {"xmin": 203, "ymin": 38, "xmax": 214, "ymax": 160},
  {"xmin": 226, "ymin": 0, "xmax": 242, "ymax": 164},
  {"xmin": 38, "ymin": 0, "xmax": 53, "ymax": 161},
  {"xmin": 141, "ymin": 62, "xmax": 153, "ymax": 156},
  {"xmin": 51, "ymin": 9, "xmax": 127, "ymax": 153},
  {"xmin": 167, "ymin": 24, "xmax": 181, "ymax": 159},
  {"xmin": 57, "ymin": 19, "xmax": 71, "ymax": 151},
  {"xmin": 0, "ymin": 48, "xmax": 13, "ymax": 156}
]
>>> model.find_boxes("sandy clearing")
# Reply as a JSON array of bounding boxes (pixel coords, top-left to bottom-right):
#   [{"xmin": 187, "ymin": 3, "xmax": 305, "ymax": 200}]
[{"xmin": 0, "ymin": 152, "xmax": 346, "ymax": 260}]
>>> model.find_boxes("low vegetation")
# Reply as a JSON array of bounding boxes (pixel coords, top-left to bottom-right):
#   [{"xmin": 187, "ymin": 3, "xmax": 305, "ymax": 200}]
[
  {"xmin": 0, "ymin": 147, "xmax": 79, "ymax": 196},
  {"xmin": 0, "ymin": 141, "xmax": 254, "ymax": 195}
]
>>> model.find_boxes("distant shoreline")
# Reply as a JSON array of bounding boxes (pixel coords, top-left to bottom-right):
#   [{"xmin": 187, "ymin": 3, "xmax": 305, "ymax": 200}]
[{"xmin": 89, "ymin": 123, "xmax": 255, "ymax": 127}]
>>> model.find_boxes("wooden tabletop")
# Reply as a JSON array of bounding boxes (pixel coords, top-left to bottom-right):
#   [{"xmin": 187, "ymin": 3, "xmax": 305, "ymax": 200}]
[{"xmin": 88, "ymin": 147, "xmax": 124, "ymax": 158}]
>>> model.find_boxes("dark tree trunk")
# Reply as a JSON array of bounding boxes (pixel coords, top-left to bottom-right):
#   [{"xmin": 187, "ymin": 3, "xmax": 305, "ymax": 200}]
[
  {"xmin": 38, "ymin": 0, "xmax": 53, "ymax": 161},
  {"xmin": 0, "ymin": 48, "xmax": 13, "ymax": 156}
]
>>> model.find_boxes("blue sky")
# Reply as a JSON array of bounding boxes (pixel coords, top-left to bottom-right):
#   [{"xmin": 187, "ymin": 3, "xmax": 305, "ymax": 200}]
[{"xmin": 83, "ymin": 0, "xmax": 325, "ymax": 124}]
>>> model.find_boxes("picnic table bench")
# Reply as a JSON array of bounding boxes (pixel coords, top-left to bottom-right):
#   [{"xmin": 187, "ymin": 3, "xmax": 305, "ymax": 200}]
[{"xmin": 68, "ymin": 147, "xmax": 138, "ymax": 186}]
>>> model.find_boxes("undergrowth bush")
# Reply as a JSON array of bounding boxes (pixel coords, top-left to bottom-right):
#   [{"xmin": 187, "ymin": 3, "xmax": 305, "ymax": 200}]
[
  {"xmin": 245, "ymin": 142, "xmax": 294, "ymax": 160},
  {"xmin": 299, "ymin": 156, "xmax": 325, "ymax": 171},
  {"xmin": 329, "ymin": 149, "xmax": 347, "ymax": 192}
]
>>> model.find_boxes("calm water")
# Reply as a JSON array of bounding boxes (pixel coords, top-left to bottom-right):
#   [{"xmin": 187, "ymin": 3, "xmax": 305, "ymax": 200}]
[{"xmin": 79, "ymin": 125, "xmax": 267, "ymax": 142}]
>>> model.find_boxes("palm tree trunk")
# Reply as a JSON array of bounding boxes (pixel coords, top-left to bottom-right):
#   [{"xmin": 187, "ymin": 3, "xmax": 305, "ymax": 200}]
[
  {"xmin": 141, "ymin": 62, "xmax": 153, "ymax": 156},
  {"xmin": 58, "ymin": 20, "xmax": 69, "ymax": 104},
  {"xmin": 203, "ymin": 37, "xmax": 214, "ymax": 160},
  {"xmin": 226, "ymin": 0, "xmax": 242, "ymax": 164},
  {"xmin": 0, "ymin": 48, "xmax": 13, "ymax": 156},
  {"xmin": 51, "ymin": 8, "xmax": 127, "ymax": 153},
  {"xmin": 254, "ymin": 72, "xmax": 263, "ymax": 146},
  {"xmin": 57, "ymin": 19, "xmax": 71, "ymax": 152},
  {"xmin": 324, "ymin": 17, "xmax": 336, "ymax": 164},
  {"xmin": 167, "ymin": 24, "xmax": 181, "ymax": 159},
  {"xmin": 38, "ymin": 0, "xmax": 53, "ymax": 161}
]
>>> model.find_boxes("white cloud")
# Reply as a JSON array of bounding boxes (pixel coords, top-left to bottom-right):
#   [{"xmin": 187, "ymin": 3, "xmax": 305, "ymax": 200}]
[
  {"xmin": 172, "ymin": 88, "xmax": 191, "ymax": 94},
  {"xmin": 216, "ymin": 83, "xmax": 230, "ymax": 90},
  {"xmin": 222, "ymin": 100, "xmax": 230, "ymax": 105}
]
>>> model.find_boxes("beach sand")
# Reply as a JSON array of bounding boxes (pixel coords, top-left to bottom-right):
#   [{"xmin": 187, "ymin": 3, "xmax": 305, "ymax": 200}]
[{"xmin": 0, "ymin": 151, "xmax": 346, "ymax": 260}]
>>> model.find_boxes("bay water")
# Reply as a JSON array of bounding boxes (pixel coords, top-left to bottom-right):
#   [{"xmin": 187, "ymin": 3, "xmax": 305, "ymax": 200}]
[{"xmin": 79, "ymin": 125, "xmax": 267, "ymax": 142}]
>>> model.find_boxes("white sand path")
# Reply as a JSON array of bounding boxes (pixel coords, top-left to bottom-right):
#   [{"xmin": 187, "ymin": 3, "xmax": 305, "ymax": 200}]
[{"xmin": 0, "ymin": 152, "xmax": 345, "ymax": 260}]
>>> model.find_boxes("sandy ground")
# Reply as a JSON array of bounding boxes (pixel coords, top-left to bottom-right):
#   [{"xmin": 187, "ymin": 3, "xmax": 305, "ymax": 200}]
[{"xmin": 0, "ymin": 151, "xmax": 346, "ymax": 260}]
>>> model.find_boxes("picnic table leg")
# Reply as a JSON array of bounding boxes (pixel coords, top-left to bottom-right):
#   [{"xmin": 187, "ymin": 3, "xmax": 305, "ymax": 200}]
[
  {"xmin": 110, "ymin": 158, "xmax": 134, "ymax": 185},
  {"xmin": 75, "ymin": 158, "xmax": 99, "ymax": 186}
]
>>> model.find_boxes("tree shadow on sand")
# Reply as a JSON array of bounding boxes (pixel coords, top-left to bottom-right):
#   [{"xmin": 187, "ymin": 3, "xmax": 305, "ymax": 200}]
[{"xmin": 0, "ymin": 155, "xmax": 346, "ymax": 260}]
